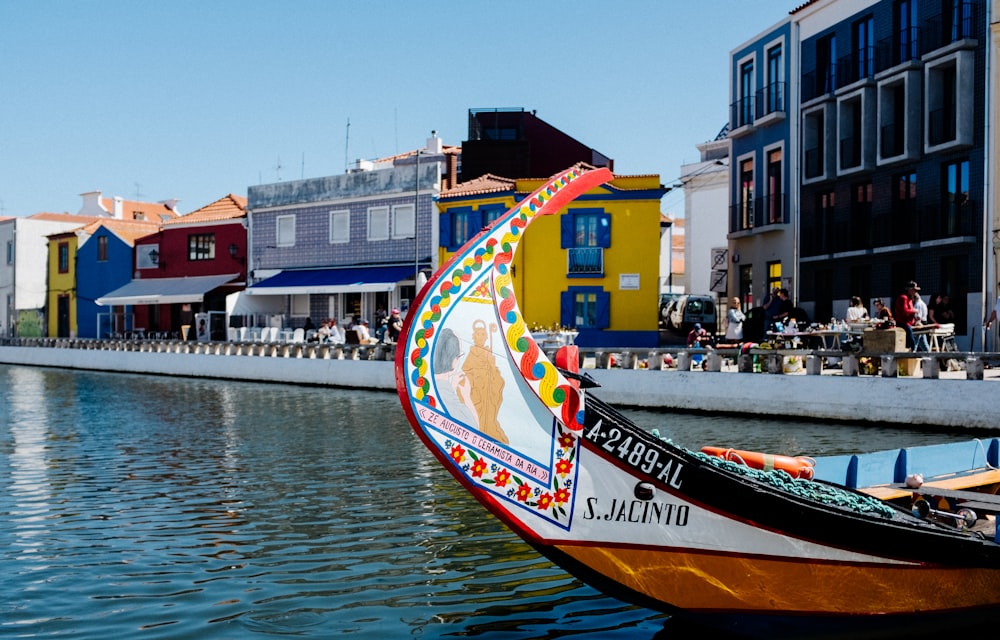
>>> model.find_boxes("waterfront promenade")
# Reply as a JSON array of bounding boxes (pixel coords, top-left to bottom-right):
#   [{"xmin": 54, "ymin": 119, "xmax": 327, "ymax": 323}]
[{"xmin": 1, "ymin": 337, "xmax": 998, "ymax": 431}]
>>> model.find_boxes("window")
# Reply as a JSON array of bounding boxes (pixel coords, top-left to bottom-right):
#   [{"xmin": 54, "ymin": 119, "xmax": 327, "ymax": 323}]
[
  {"xmin": 816, "ymin": 190, "xmax": 836, "ymax": 253},
  {"xmin": 276, "ymin": 214, "xmax": 296, "ymax": 247},
  {"xmin": 839, "ymin": 96, "xmax": 863, "ymax": 170},
  {"xmin": 482, "ymin": 206, "xmax": 505, "ymax": 227},
  {"xmin": 58, "ymin": 242, "xmax": 69, "ymax": 273},
  {"xmin": 291, "ymin": 294, "xmax": 309, "ymax": 317},
  {"xmin": 452, "ymin": 210, "xmax": 472, "ymax": 247},
  {"xmin": 329, "ymin": 210, "xmax": 350, "ymax": 244},
  {"xmin": 879, "ymin": 81, "xmax": 906, "ymax": 158},
  {"xmin": 560, "ymin": 209, "xmax": 610, "ymax": 276},
  {"xmin": 560, "ymin": 287, "xmax": 610, "ymax": 329},
  {"xmin": 817, "ymin": 33, "xmax": 837, "ymax": 94},
  {"xmin": 737, "ymin": 59, "xmax": 754, "ymax": 127},
  {"xmin": 850, "ymin": 182, "xmax": 873, "ymax": 249},
  {"xmin": 892, "ymin": 172, "xmax": 918, "ymax": 243},
  {"xmin": 942, "ymin": 0, "xmax": 974, "ymax": 45},
  {"xmin": 97, "ymin": 235, "xmax": 108, "ymax": 262},
  {"xmin": 925, "ymin": 49, "xmax": 973, "ymax": 151},
  {"xmin": 894, "ymin": 0, "xmax": 918, "ymax": 64},
  {"xmin": 803, "ymin": 107, "xmax": 826, "ymax": 180},
  {"xmin": 5, "ymin": 240, "xmax": 12, "ymax": 264},
  {"xmin": 852, "ymin": 15, "xmax": 875, "ymax": 83},
  {"xmin": 367, "ymin": 206, "xmax": 389, "ymax": 241},
  {"xmin": 766, "ymin": 148, "xmax": 783, "ymax": 224},
  {"xmin": 765, "ymin": 44, "xmax": 784, "ymax": 115},
  {"xmin": 943, "ymin": 159, "xmax": 969, "ymax": 236},
  {"xmin": 188, "ymin": 234, "xmax": 215, "ymax": 261},
  {"xmin": 767, "ymin": 261, "xmax": 782, "ymax": 294},
  {"xmin": 392, "ymin": 204, "xmax": 415, "ymax": 239},
  {"xmin": 738, "ymin": 157, "xmax": 754, "ymax": 230}
]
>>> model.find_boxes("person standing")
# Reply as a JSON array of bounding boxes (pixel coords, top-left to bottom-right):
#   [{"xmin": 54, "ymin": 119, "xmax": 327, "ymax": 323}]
[
  {"xmin": 912, "ymin": 290, "xmax": 929, "ymax": 351},
  {"xmin": 985, "ymin": 283, "xmax": 1000, "ymax": 335},
  {"xmin": 845, "ymin": 296, "xmax": 869, "ymax": 323},
  {"xmin": 725, "ymin": 297, "xmax": 745, "ymax": 341},
  {"xmin": 387, "ymin": 308, "xmax": 404, "ymax": 343},
  {"xmin": 893, "ymin": 281, "xmax": 919, "ymax": 350}
]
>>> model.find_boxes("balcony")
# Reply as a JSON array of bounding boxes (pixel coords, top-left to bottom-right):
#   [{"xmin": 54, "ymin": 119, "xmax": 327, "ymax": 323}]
[
  {"xmin": 921, "ymin": 3, "xmax": 977, "ymax": 54},
  {"xmin": 928, "ymin": 107, "xmax": 957, "ymax": 146},
  {"xmin": 880, "ymin": 122, "xmax": 904, "ymax": 158},
  {"xmin": 754, "ymin": 82, "xmax": 786, "ymax": 125},
  {"xmin": 840, "ymin": 137, "xmax": 862, "ymax": 170},
  {"xmin": 567, "ymin": 247, "xmax": 604, "ymax": 276},
  {"xmin": 801, "ymin": 67, "xmax": 837, "ymax": 103},
  {"xmin": 875, "ymin": 27, "xmax": 921, "ymax": 73},
  {"xmin": 804, "ymin": 147, "xmax": 823, "ymax": 180},
  {"xmin": 729, "ymin": 96, "xmax": 755, "ymax": 136},
  {"xmin": 836, "ymin": 47, "xmax": 876, "ymax": 88},
  {"xmin": 729, "ymin": 194, "xmax": 787, "ymax": 233}
]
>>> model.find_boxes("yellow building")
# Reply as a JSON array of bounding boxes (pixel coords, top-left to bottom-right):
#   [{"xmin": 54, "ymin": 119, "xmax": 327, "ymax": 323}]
[
  {"xmin": 438, "ymin": 165, "xmax": 666, "ymax": 348},
  {"xmin": 46, "ymin": 230, "xmax": 78, "ymax": 338}
]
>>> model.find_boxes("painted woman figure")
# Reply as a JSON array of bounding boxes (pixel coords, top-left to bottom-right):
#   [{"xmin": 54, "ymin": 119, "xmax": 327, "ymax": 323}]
[{"xmin": 461, "ymin": 319, "xmax": 508, "ymax": 444}]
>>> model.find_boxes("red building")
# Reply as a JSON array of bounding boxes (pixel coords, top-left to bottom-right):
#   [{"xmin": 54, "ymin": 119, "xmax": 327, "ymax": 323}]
[{"xmin": 99, "ymin": 194, "xmax": 247, "ymax": 340}]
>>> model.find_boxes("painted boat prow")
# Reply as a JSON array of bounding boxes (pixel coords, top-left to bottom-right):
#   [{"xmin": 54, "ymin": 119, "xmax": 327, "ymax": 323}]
[{"xmin": 395, "ymin": 165, "xmax": 1000, "ymax": 638}]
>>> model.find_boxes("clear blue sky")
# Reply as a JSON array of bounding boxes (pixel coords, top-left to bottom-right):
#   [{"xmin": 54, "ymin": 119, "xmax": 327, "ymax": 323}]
[{"xmin": 0, "ymin": 1, "xmax": 801, "ymax": 219}]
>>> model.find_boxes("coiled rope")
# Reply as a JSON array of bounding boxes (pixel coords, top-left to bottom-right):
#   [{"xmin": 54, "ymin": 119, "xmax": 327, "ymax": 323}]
[{"xmin": 650, "ymin": 429, "xmax": 895, "ymax": 519}]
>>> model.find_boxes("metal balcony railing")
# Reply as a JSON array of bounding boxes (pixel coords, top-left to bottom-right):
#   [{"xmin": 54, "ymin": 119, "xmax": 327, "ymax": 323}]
[
  {"xmin": 567, "ymin": 247, "xmax": 604, "ymax": 275},
  {"xmin": 730, "ymin": 95, "xmax": 755, "ymax": 130}
]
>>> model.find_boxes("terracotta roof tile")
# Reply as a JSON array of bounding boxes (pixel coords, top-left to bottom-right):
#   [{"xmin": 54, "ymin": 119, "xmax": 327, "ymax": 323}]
[
  {"xmin": 100, "ymin": 197, "xmax": 180, "ymax": 221},
  {"xmin": 440, "ymin": 173, "xmax": 516, "ymax": 198},
  {"xmin": 165, "ymin": 194, "xmax": 247, "ymax": 225}
]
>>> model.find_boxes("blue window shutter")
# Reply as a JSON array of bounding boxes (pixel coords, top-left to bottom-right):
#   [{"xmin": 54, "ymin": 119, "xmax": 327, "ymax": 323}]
[
  {"xmin": 560, "ymin": 213, "xmax": 573, "ymax": 248},
  {"xmin": 596, "ymin": 290, "xmax": 610, "ymax": 328},
  {"xmin": 470, "ymin": 209, "xmax": 484, "ymax": 236},
  {"xmin": 560, "ymin": 290, "xmax": 573, "ymax": 328},
  {"xmin": 598, "ymin": 212, "xmax": 611, "ymax": 248},
  {"xmin": 440, "ymin": 211, "xmax": 452, "ymax": 250}
]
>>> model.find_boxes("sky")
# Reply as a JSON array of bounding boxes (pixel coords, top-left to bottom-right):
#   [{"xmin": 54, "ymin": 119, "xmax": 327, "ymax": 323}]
[{"xmin": 0, "ymin": 0, "xmax": 802, "ymax": 220}]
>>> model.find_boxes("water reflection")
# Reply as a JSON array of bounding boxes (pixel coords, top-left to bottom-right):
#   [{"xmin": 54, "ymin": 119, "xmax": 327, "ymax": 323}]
[{"xmin": 0, "ymin": 364, "xmax": 977, "ymax": 639}]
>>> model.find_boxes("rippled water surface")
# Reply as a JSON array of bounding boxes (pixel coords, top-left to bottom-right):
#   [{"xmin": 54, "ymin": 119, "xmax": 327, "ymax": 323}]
[{"xmin": 0, "ymin": 365, "xmax": 974, "ymax": 639}]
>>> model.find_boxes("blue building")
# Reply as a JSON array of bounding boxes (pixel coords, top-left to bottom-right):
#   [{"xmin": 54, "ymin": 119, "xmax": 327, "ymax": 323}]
[{"xmin": 727, "ymin": 16, "xmax": 796, "ymax": 310}]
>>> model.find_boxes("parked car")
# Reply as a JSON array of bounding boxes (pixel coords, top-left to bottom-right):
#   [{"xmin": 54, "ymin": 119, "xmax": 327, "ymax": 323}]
[{"xmin": 662, "ymin": 294, "xmax": 717, "ymax": 334}]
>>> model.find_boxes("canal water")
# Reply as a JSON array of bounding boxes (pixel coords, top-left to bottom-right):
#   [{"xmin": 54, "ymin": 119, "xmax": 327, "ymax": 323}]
[{"xmin": 0, "ymin": 364, "xmax": 976, "ymax": 639}]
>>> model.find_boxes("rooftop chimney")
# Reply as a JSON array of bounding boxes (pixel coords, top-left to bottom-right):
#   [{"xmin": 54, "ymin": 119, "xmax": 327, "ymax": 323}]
[
  {"xmin": 427, "ymin": 130, "xmax": 443, "ymax": 154},
  {"xmin": 113, "ymin": 196, "xmax": 124, "ymax": 219},
  {"xmin": 78, "ymin": 191, "xmax": 111, "ymax": 217}
]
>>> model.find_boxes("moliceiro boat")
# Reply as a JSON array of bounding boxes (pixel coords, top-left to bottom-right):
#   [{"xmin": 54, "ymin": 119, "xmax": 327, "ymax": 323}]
[{"xmin": 394, "ymin": 166, "xmax": 1000, "ymax": 638}]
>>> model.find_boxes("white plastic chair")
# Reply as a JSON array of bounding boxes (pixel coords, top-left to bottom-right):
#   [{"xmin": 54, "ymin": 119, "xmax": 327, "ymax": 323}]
[
  {"xmin": 292, "ymin": 328, "xmax": 305, "ymax": 343},
  {"xmin": 259, "ymin": 327, "xmax": 272, "ymax": 342}
]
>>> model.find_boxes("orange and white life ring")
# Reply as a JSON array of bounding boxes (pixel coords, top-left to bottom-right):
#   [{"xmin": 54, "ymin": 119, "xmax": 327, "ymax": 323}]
[{"xmin": 700, "ymin": 446, "xmax": 816, "ymax": 480}]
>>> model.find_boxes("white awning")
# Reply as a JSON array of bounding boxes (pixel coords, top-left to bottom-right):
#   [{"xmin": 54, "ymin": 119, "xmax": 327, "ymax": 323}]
[
  {"xmin": 96, "ymin": 274, "xmax": 240, "ymax": 306},
  {"xmin": 226, "ymin": 290, "xmax": 285, "ymax": 316}
]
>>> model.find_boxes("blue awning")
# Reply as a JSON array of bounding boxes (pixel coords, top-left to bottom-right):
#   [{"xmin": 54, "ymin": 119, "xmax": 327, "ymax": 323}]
[{"xmin": 247, "ymin": 265, "xmax": 413, "ymax": 295}]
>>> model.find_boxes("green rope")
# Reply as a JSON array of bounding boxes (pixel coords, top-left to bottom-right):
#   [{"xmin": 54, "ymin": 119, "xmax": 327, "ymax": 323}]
[{"xmin": 650, "ymin": 429, "xmax": 895, "ymax": 519}]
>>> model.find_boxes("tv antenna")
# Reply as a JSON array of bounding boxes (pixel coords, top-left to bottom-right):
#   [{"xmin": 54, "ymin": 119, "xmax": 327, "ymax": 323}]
[
  {"xmin": 344, "ymin": 117, "xmax": 350, "ymax": 173},
  {"xmin": 274, "ymin": 157, "xmax": 283, "ymax": 181}
]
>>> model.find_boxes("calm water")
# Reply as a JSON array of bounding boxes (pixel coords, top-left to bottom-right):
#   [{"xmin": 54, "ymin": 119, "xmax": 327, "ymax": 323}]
[{"xmin": 0, "ymin": 364, "xmax": 975, "ymax": 639}]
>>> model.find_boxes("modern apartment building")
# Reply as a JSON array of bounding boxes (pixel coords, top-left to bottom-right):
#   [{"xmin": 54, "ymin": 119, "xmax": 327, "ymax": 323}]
[{"xmin": 729, "ymin": 0, "xmax": 994, "ymax": 348}]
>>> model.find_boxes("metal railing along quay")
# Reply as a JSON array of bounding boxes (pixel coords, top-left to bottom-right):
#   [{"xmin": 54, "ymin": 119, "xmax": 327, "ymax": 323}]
[{"xmin": 2, "ymin": 336, "xmax": 998, "ymax": 382}]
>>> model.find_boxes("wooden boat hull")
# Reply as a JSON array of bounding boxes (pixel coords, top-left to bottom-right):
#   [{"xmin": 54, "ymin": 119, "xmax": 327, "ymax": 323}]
[{"xmin": 395, "ymin": 166, "xmax": 1000, "ymax": 637}]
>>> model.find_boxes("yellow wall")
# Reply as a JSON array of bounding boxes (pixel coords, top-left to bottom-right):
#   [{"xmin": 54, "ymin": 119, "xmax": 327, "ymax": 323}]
[
  {"xmin": 47, "ymin": 236, "xmax": 77, "ymax": 337},
  {"xmin": 438, "ymin": 174, "xmax": 662, "ymax": 336}
]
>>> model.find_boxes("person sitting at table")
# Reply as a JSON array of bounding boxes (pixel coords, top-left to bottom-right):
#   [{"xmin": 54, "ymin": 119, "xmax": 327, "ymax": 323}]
[
  {"xmin": 845, "ymin": 296, "xmax": 869, "ymax": 323},
  {"xmin": 356, "ymin": 319, "xmax": 374, "ymax": 344},
  {"xmin": 687, "ymin": 323, "xmax": 710, "ymax": 368},
  {"xmin": 929, "ymin": 293, "xmax": 955, "ymax": 325},
  {"xmin": 873, "ymin": 298, "xmax": 893, "ymax": 324},
  {"xmin": 329, "ymin": 319, "xmax": 345, "ymax": 345}
]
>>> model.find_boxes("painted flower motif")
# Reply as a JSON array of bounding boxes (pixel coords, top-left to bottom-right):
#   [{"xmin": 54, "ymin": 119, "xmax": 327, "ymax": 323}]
[
  {"xmin": 450, "ymin": 444, "xmax": 466, "ymax": 464},
  {"xmin": 471, "ymin": 458, "xmax": 488, "ymax": 478},
  {"xmin": 554, "ymin": 487, "xmax": 571, "ymax": 504},
  {"xmin": 516, "ymin": 483, "xmax": 533, "ymax": 502},
  {"xmin": 558, "ymin": 433, "xmax": 575, "ymax": 450},
  {"xmin": 555, "ymin": 458, "xmax": 573, "ymax": 477},
  {"xmin": 494, "ymin": 468, "xmax": 511, "ymax": 488},
  {"xmin": 537, "ymin": 492, "xmax": 554, "ymax": 510}
]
